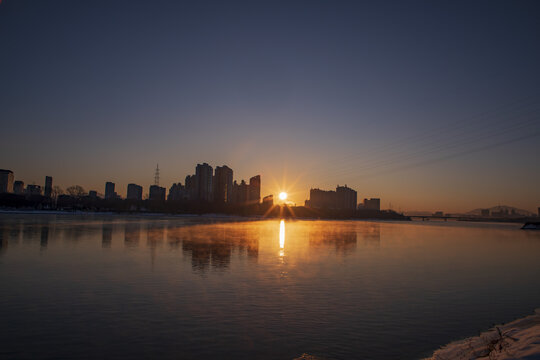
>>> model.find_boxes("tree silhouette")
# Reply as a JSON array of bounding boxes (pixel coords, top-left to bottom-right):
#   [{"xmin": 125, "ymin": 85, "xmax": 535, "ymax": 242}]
[{"xmin": 66, "ymin": 185, "xmax": 86, "ymax": 198}]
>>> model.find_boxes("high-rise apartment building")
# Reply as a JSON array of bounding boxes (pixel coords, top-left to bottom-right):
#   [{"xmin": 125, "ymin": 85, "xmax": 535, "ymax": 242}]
[
  {"xmin": 306, "ymin": 188, "xmax": 337, "ymax": 209},
  {"xmin": 196, "ymin": 163, "xmax": 213, "ymax": 202},
  {"xmin": 248, "ymin": 175, "xmax": 261, "ymax": 204},
  {"xmin": 44, "ymin": 176, "xmax": 53, "ymax": 197},
  {"xmin": 336, "ymin": 185, "xmax": 357, "ymax": 210},
  {"xmin": 126, "ymin": 183, "xmax": 143, "ymax": 200},
  {"xmin": 214, "ymin": 165, "xmax": 233, "ymax": 203},
  {"xmin": 185, "ymin": 175, "xmax": 198, "ymax": 200},
  {"xmin": 0, "ymin": 169, "xmax": 14, "ymax": 193},
  {"xmin": 168, "ymin": 183, "xmax": 187, "ymax": 201},
  {"xmin": 306, "ymin": 185, "xmax": 358, "ymax": 210},
  {"xmin": 232, "ymin": 180, "xmax": 249, "ymax": 204},
  {"xmin": 105, "ymin": 182, "xmax": 115, "ymax": 199},
  {"xmin": 149, "ymin": 185, "xmax": 166, "ymax": 201}
]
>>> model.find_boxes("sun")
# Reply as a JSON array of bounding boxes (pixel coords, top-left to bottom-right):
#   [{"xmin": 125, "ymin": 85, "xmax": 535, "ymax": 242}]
[{"xmin": 278, "ymin": 192, "xmax": 288, "ymax": 201}]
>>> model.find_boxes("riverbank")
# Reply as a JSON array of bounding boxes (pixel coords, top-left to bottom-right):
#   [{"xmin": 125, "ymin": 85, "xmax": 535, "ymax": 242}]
[
  {"xmin": 0, "ymin": 205, "xmax": 410, "ymax": 221},
  {"xmin": 426, "ymin": 309, "xmax": 540, "ymax": 360}
]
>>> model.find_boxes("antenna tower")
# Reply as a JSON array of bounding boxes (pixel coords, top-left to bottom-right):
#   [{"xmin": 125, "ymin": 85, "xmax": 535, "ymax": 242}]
[{"xmin": 154, "ymin": 164, "xmax": 160, "ymax": 186}]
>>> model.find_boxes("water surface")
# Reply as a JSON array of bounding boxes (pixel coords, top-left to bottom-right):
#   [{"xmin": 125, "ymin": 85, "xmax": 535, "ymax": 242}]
[{"xmin": 1, "ymin": 213, "xmax": 539, "ymax": 359}]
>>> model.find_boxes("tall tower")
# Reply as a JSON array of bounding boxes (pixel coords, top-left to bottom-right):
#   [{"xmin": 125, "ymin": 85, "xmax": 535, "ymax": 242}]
[
  {"xmin": 105, "ymin": 182, "xmax": 115, "ymax": 199},
  {"xmin": 154, "ymin": 164, "xmax": 160, "ymax": 186},
  {"xmin": 249, "ymin": 175, "xmax": 261, "ymax": 204},
  {"xmin": 195, "ymin": 163, "xmax": 213, "ymax": 202},
  {"xmin": 214, "ymin": 165, "xmax": 233, "ymax": 203},
  {"xmin": 44, "ymin": 176, "xmax": 53, "ymax": 197}
]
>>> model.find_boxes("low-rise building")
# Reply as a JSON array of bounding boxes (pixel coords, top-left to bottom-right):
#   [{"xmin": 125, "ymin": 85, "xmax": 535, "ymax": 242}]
[
  {"xmin": 263, "ymin": 194, "xmax": 274, "ymax": 207},
  {"xmin": 13, "ymin": 180, "xmax": 24, "ymax": 195},
  {"xmin": 26, "ymin": 184, "xmax": 42, "ymax": 196},
  {"xmin": 363, "ymin": 198, "xmax": 381, "ymax": 211}
]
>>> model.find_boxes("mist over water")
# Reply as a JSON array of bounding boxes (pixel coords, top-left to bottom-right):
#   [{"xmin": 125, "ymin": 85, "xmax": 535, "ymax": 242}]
[{"xmin": 1, "ymin": 214, "xmax": 540, "ymax": 359}]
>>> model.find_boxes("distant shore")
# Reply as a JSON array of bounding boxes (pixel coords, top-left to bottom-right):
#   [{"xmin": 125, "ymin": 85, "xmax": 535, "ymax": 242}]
[
  {"xmin": 425, "ymin": 309, "xmax": 540, "ymax": 360},
  {"xmin": 0, "ymin": 207, "xmax": 410, "ymax": 221},
  {"xmin": 0, "ymin": 193, "xmax": 411, "ymax": 221}
]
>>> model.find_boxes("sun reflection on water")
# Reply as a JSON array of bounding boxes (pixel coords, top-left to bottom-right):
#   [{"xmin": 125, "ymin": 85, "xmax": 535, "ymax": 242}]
[{"xmin": 279, "ymin": 219, "xmax": 285, "ymax": 257}]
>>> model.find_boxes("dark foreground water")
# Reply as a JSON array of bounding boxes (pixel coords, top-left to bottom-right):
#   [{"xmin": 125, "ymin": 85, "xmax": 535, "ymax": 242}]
[{"xmin": 1, "ymin": 213, "xmax": 539, "ymax": 360}]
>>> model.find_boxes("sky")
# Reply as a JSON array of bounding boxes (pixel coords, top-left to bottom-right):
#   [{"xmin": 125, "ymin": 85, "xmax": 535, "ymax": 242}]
[{"xmin": 1, "ymin": 0, "xmax": 539, "ymax": 213}]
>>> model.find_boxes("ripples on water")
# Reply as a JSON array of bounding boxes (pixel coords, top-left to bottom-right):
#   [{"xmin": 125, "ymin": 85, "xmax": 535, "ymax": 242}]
[{"xmin": 1, "ymin": 214, "xmax": 539, "ymax": 359}]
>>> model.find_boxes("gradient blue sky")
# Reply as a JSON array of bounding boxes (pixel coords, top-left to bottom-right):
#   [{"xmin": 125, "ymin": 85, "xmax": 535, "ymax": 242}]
[{"xmin": 1, "ymin": 0, "xmax": 539, "ymax": 212}]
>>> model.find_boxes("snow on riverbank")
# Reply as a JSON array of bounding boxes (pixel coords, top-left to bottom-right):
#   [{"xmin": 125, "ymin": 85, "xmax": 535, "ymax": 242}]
[{"xmin": 426, "ymin": 309, "xmax": 540, "ymax": 359}]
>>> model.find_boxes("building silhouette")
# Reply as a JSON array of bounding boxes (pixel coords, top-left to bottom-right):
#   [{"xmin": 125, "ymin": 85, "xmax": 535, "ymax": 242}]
[
  {"xmin": 196, "ymin": 163, "xmax": 213, "ymax": 202},
  {"xmin": 149, "ymin": 185, "xmax": 166, "ymax": 201},
  {"xmin": 336, "ymin": 185, "xmax": 357, "ymax": 210},
  {"xmin": 185, "ymin": 175, "xmax": 197, "ymax": 200},
  {"xmin": 0, "ymin": 169, "xmax": 14, "ymax": 193},
  {"xmin": 306, "ymin": 189, "xmax": 335, "ymax": 209},
  {"xmin": 13, "ymin": 180, "xmax": 24, "ymax": 195},
  {"xmin": 105, "ymin": 182, "xmax": 116, "ymax": 199},
  {"xmin": 232, "ymin": 180, "xmax": 249, "ymax": 204},
  {"xmin": 126, "ymin": 183, "xmax": 143, "ymax": 200},
  {"xmin": 306, "ymin": 185, "xmax": 357, "ymax": 210},
  {"xmin": 44, "ymin": 176, "xmax": 53, "ymax": 197},
  {"xmin": 168, "ymin": 183, "xmax": 187, "ymax": 201},
  {"xmin": 362, "ymin": 198, "xmax": 380, "ymax": 211},
  {"xmin": 214, "ymin": 165, "xmax": 233, "ymax": 203},
  {"xmin": 88, "ymin": 190, "xmax": 98, "ymax": 199},
  {"xmin": 263, "ymin": 194, "xmax": 274, "ymax": 207},
  {"xmin": 26, "ymin": 184, "xmax": 42, "ymax": 196},
  {"xmin": 249, "ymin": 175, "xmax": 261, "ymax": 204},
  {"xmin": 124, "ymin": 223, "xmax": 141, "ymax": 247}
]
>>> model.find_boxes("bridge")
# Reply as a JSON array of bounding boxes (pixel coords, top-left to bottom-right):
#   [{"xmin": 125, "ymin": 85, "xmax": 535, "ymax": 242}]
[{"xmin": 408, "ymin": 215, "xmax": 533, "ymax": 223}]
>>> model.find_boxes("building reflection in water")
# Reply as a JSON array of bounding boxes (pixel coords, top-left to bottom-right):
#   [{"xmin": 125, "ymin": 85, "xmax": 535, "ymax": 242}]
[
  {"xmin": 308, "ymin": 222, "xmax": 381, "ymax": 255},
  {"xmin": 0, "ymin": 222, "xmax": 23, "ymax": 255},
  {"xmin": 40, "ymin": 226, "xmax": 49, "ymax": 250},
  {"xmin": 23, "ymin": 225, "xmax": 41, "ymax": 243},
  {"xmin": 166, "ymin": 224, "xmax": 182, "ymax": 250},
  {"xmin": 147, "ymin": 223, "xmax": 165, "ymax": 267},
  {"xmin": 9, "ymin": 223, "xmax": 21, "ymax": 245},
  {"xmin": 102, "ymin": 223, "xmax": 113, "ymax": 248},
  {"xmin": 147, "ymin": 223, "xmax": 165, "ymax": 246},
  {"xmin": 359, "ymin": 223, "xmax": 381, "ymax": 248},
  {"xmin": 62, "ymin": 224, "xmax": 95, "ymax": 243},
  {"xmin": 178, "ymin": 224, "xmax": 259, "ymax": 273},
  {"xmin": 309, "ymin": 226, "xmax": 358, "ymax": 256},
  {"xmin": 0, "ymin": 228, "xmax": 7, "ymax": 255},
  {"xmin": 124, "ymin": 223, "xmax": 141, "ymax": 248}
]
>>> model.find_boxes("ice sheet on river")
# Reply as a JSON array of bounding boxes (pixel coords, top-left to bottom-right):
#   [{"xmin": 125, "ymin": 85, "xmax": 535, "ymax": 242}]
[{"xmin": 426, "ymin": 309, "xmax": 540, "ymax": 360}]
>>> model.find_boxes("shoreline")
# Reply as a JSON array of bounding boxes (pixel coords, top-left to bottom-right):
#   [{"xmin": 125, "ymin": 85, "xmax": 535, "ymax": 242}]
[
  {"xmin": 0, "ymin": 207, "xmax": 411, "ymax": 221},
  {"xmin": 425, "ymin": 309, "xmax": 540, "ymax": 360}
]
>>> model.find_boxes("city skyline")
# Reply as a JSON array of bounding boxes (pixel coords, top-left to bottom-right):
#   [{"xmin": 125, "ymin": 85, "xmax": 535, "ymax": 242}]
[
  {"xmin": 1, "ymin": 163, "xmax": 538, "ymax": 215},
  {"xmin": 1, "ymin": 1, "xmax": 539, "ymax": 212}
]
